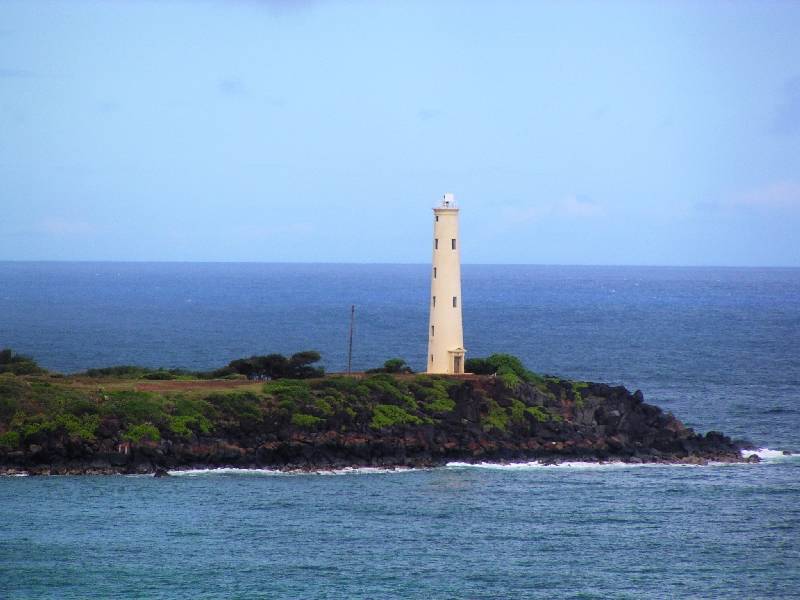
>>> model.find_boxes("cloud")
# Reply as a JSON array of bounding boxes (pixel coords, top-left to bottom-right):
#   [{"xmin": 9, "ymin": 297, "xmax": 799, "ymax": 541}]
[
  {"xmin": 772, "ymin": 76, "xmax": 800, "ymax": 136},
  {"xmin": 696, "ymin": 181, "xmax": 800, "ymax": 214},
  {"xmin": 36, "ymin": 218, "xmax": 94, "ymax": 235},
  {"xmin": 499, "ymin": 195, "xmax": 603, "ymax": 226},
  {"xmin": 737, "ymin": 181, "xmax": 800, "ymax": 210},
  {"xmin": 561, "ymin": 194, "xmax": 602, "ymax": 217}
]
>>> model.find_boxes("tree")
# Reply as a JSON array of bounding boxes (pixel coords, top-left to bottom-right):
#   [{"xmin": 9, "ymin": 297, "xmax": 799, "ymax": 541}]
[
  {"xmin": 222, "ymin": 351, "xmax": 323, "ymax": 380},
  {"xmin": 287, "ymin": 351, "xmax": 324, "ymax": 378},
  {"xmin": 367, "ymin": 358, "xmax": 413, "ymax": 374}
]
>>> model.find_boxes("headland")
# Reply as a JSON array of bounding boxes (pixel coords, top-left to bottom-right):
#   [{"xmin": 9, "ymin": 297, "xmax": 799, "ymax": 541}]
[{"xmin": 0, "ymin": 351, "xmax": 755, "ymax": 475}]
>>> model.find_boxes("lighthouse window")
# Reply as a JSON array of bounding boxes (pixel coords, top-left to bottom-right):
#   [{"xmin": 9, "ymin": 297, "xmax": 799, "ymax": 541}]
[
  {"xmin": 453, "ymin": 296, "xmax": 457, "ymax": 308},
  {"xmin": 435, "ymin": 238, "xmax": 439, "ymax": 250},
  {"xmin": 432, "ymin": 296, "xmax": 436, "ymax": 307},
  {"xmin": 431, "ymin": 325, "xmax": 435, "ymax": 337},
  {"xmin": 430, "ymin": 354, "xmax": 434, "ymax": 363},
  {"xmin": 433, "ymin": 267, "xmax": 437, "ymax": 279},
  {"xmin": 435, "ymin": 216, "xmax": 439, "ymax": 222},
  {"xmin": 451, "ymin": 238, "xmax": 457, "ymax": 250}
]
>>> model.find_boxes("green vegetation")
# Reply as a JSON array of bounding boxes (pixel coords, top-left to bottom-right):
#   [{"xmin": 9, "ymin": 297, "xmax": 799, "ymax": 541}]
[
  {"xmin": 292, "ymin": 413, "xmax": 324, "ymax": 428},
  {"xmin": 370, "ymin": 404, "xmax": 422, "ymax": 429},
  {"xmin": 465, "ymin": 353, "xmax": 541, "ymax": 390},
  {"xmin": 0, "ymin": 430, "xmax": 20, "ymax": 449},
  {"xmin": 0, "ymin": 349, "xmax": 45, "ymax": 375},
  {"xmin": 123, "ymin": 423, "xmax": 161, "ymax": 443},
  {"xmin": 0, "ymin": 351, "xmax": 579, "ymax": 449},
  {"xmin": 78, "ymin": 350, "xmax": 324, "ymax": 381},
  {"xmin": 367, "ymin": 358, "xmax": 413, "ymax": 374},
  {"xmin": 220, "ymin": 351, "xmax": 324, "ymax": 380},
  {"xmin": 463, "ymin": 354, "xmax": 577, "ymax": 430},
  {"xmin": 510, "ymin": 399, "xmax": 527, "ymax": 424},
  {"xmin": 571, "ymin": 381, "xmax": 589, "ymax": 407},
  {"xmin": 483, "ymin": 400, "xmax": 510, "ymax": 432},
  {"xmin": 410, "ymin": 376, "xmax": 457, "ymax": 413},
  {"xmin": 526, "ymin": 406, "xmax": 551, "ymax": 423}
]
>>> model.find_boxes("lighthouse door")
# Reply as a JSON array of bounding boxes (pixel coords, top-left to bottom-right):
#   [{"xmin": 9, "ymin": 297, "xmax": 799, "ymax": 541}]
[{"xmin": 453, "ymin": 355, "xmax": 462, "ymax": 374}]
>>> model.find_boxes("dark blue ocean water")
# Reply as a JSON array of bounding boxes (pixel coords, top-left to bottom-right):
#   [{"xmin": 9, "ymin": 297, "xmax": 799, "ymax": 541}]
[{"xmin": 1, "ymin": 262, "xmax": 799, "ymax": 598}]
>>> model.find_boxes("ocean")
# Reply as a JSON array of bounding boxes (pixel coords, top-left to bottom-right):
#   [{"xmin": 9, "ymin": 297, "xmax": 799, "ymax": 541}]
[{"xmin": 1, "ymin": 262, "xmax": 799, "ymax": 598}]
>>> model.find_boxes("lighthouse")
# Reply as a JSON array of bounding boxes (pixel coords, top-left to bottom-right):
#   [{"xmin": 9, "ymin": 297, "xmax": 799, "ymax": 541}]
[{"xmin": 427, "ymin": 193, "xmax": 466, "ymax": 374}]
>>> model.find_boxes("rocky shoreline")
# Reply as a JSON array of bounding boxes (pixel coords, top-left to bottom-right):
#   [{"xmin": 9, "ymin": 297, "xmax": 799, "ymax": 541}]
[{"xmin": 0, "ymin": 374, "xmax": 758, "ymax": 476}]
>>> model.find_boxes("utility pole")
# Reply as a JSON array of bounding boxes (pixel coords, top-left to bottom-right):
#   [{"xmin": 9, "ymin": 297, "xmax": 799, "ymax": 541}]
[{"xmin": 347, "ymin": 304, "xmax": 355, "ymax": 375}]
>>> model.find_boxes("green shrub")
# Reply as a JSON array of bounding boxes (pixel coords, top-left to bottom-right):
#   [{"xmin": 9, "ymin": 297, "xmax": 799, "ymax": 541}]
[
  {"xmin": 158, "ymin": 396, "xmax": 212, "ymax": 437},
  {"xmin": 0, "ymin": 349, "xmax": 46, "ymax": 375},
  {"xmin": 510, "ymin": 399, "xmax": 527, "ymax": 424},
  {"xmin": 168, "ymin": 415, "xmax": 193, "ymax": 437},
  {"xmin": 206, "ymin": 392, "xmax": 262, "ymax": 429},
  {"xmin": 370, "ymin": 404, "xmax": 422, "ymax": 429},
  {"xmin": 410, "ymin": 377, "xmax": 460, "ymax": 415},
  {"xmin": 123, "ymin": 423, "xmax": 161, "ymax": 443},
  {"xmin": 367, "ymin": 358, "xmax": 413, "ymax": 374},
  {"xmin": 0, "ymin": 382, "xmax": 24, "ymax": 423},
  {"xmin": 314, "ymin": 398, "xmax": 334, "ymax": 417},
  {"xmin": 426, "ymin": 395, "xmax": 455, "ymax": 413},
  {"xmin": 464, "ymin": 357, "xmax": 494, "ymax": 375},
  {"xmin": 0, "ymin": 430, "xmax": 20, "ymax": 449},
  {"xmin": 572, "ymin": 381, "xmax": 588, "ymax": 408},
  {"xmin": 57, "ymin": 413, "xmax": 100, "ymax": 441},
  {"xmin": 264, "ymin": 379, "xmax": 312, "ymax": 401},
  {"xmin": 84, "ymin": 365, "xmax": 150, "ymax": 378},
  {"xmin": 168, "ymin": 414, "xmax": 211, "ymax": 437},
  {"xmin": 292, "ymin": 413, "xmax": 324, "ymax": 428},
  {"xmin": 467, "ymin": 354, "xmax": 542, "ymax": 390},
  {"xmin": 526, "ymin": 406, "xmax": 550, "ymax": 423},
  {"xmin": 483, "ymin": 400, "xmax": 509, "ymax": 432},
  {"xmin": 100, "ymin": 391, "xmax": 164, "ymax": 425},
  {"xmin": 497, "ymin": 367, "xmax": 522, "ymax": 390},
  {"xmin": 317, "ymin": 376, "xmax": 361, "ymax": 394},
  {"xmin": 143, "ymin": 370, "xmax": 176, "ymax": 381},
  {"xmin": 363, "ymin": 374, "xmax": 417, "ymax": 410}
]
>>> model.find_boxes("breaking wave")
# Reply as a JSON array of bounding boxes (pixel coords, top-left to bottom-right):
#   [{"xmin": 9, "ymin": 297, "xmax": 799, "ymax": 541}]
[
  {"xmin": 740, "ymin": 447, "xmax": 796, "ymax": 461},
  {"xmin": 160, "ymin": 449, "xmax": 796, "ymax": 477},
  {"xmin": 446, "ymin": 449, "xmax": 797, "ymax": 471},
  {"xmin": 167, "ymin": 466, "xmax": 420, "ymax": 477}
]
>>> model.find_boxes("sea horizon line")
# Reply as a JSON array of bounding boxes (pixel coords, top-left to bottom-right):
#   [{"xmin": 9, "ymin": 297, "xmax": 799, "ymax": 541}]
[{"xmin": 0, "ymin": 260, "xmax": 798, "ymax": 270}]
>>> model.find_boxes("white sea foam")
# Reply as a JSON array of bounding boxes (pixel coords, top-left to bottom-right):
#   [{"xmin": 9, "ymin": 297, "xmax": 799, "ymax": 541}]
[
  {"xmin": 167, "ymin": 466, "xmax": 419, "ymax": 477},
  {"xmin": 448, "ymin": 449, "xmax": 798, "ymax": 471},
  {"xmin": 167, "ymin": 451, "xmax": 798, "ymax": 477},
  {"xmin": 740, "ymin": 447, "xmax": 796, "ymax": 461},
  {"xmin": 445, "ymin": 460, "xmax": 662, "ymax": 471}
]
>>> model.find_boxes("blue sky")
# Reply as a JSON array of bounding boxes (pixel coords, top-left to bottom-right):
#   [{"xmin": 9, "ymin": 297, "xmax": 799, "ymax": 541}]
[{"xmin": 1, "ymin": 0, "xmax": 799, "ymax": 265}]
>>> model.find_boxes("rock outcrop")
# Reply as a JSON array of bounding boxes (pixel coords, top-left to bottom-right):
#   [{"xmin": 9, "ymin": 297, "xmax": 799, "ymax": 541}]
[{"xmin": 0, "ymin": 374, "xmax": 746, "ymax": 475}]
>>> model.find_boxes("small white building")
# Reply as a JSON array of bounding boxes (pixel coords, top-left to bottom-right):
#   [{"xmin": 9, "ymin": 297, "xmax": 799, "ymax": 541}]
[{"xmin": 426, "ymin": 193, "xmax": 466, "ymax": 374}]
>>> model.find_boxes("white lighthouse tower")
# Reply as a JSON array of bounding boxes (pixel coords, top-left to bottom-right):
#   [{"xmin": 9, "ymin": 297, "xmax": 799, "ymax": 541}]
[{"xmin": 427, "ymin": 193, "xmax": 466, "ymax": 374}]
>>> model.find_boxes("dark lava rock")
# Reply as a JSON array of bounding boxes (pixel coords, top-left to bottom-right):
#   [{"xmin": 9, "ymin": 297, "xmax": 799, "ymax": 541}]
[{"xmin": 0, "ymin": 375, "xmax": 752, "ymax": 474}]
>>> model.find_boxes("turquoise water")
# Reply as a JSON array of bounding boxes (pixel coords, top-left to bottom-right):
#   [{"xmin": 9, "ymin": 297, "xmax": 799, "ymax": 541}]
[{"xmin": 1, "ymin": 263, "xmax": 799, "ymax": 597}]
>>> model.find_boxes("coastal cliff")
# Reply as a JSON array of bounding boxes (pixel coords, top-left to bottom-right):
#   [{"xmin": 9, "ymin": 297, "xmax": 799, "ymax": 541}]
[{"xmin": 0, "ymin": 363, "xmax": 749, "ymax": 475}]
